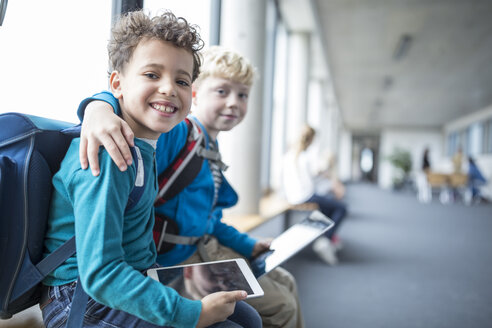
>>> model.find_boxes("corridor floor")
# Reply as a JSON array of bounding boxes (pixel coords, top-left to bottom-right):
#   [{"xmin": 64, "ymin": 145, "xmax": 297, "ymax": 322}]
[{"xmin": 252, "ymin": 183, "xmax": 492, "ymax": 328}]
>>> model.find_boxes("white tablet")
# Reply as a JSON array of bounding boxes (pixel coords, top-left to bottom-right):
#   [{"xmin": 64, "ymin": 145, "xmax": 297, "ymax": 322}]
[
  {"xmin": 250, "ymin": 210, "xmax": 335, "ymax": 278},
  {"xmin": 147, "ymin": 258, "xmax": 264, "ymax": 300}
]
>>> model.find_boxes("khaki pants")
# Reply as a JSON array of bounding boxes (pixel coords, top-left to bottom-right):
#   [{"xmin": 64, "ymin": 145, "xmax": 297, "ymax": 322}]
[{"xmin": 181, "ymin": 238, "xmax": 305, "ymax": 328}]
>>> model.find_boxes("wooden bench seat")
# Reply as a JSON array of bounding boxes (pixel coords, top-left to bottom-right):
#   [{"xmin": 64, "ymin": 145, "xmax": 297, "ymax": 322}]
[{"xmin": 222, "ymin": 193, "xmax": 319, "ymax": 233}]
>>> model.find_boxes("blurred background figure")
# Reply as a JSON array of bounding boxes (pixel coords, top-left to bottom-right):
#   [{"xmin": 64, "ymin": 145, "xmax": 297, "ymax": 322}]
[
  {"xmin": 452, "ymin": 146, "xmax": 463, "ymax": 174},
  {"xmin": 416, "ymin": 147, "xmax": 432, "ymax": 203},
  {"xmin": 467, "ymin": 156, "xmax": 487, "ymax": 204},
  {"xmin": 282, "ymin": 125, "xmax": 347, "ymax": 265},
  {"xmin": 422, "ymin": 147, "xmax": 431, "ymax": 173}
]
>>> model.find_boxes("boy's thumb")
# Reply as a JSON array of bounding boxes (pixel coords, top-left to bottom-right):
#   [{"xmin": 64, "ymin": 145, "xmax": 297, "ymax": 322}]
[
  {"xmin": 229, "ymin": 290, "xmax": 247, "ymax": 302},
  {"xmin": 225, "ymin": 290, "xmax": 248, "ymax": 302}
]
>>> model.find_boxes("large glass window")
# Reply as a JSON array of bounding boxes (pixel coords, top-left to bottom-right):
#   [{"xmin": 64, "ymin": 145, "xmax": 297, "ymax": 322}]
[
  {"xmin": 467, "ymin": 122, "xmax": 484, "ymax": 156},
  {"xmin": 487, "ymin": 119, "xmax": 492, "ymax": 154},
  {"xmin": 447, "ymin": 132, "xmax": 459, "ymax": 157},
  {"xmin": 269, "ymin": 19, "xmax": 289, "ymax": 190},
  {"xmin": 0, "ymin": 0, "xmax": 111, "ymax": 122}
]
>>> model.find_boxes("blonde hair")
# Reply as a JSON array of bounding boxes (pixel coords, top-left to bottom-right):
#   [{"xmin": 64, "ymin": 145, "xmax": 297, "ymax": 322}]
[
  {"xmin": 194, "ymin": 46, "xmax": 256, "ymax": 87},
  {"xmin": 295, "ymin": 125, "xmax": 316, "ymax": 156}
]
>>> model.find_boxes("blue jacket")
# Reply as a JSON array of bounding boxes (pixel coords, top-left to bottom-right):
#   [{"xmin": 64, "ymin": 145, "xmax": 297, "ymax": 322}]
[{"xmin": 78, "ymin": 92, "xmax": 257, "ymax": 266}]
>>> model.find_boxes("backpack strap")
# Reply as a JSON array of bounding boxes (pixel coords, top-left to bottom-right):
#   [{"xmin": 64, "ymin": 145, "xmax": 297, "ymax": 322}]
[
  {"xmin": 125, "ymin": 146, "xmax": 145, "ymax": 211},
  {"xmin": 196, "ymin": 146, "xmax": 228, "ymax": 171},
  {"xmin": 154, "ymin": 118, "xmax": 204, "ymax": 206},
  {"xmin": 65, "ymin": 277, "xmax": 88, "ymax": 328},
  {"xmin": 153, "ymin": 118, "xmax": 232, "ymax": 254}
]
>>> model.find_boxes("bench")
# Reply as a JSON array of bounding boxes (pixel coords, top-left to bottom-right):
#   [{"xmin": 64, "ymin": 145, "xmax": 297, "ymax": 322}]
[{"xmin": 222, "ymin": 193, "xmax": 319, "ymax": 233}]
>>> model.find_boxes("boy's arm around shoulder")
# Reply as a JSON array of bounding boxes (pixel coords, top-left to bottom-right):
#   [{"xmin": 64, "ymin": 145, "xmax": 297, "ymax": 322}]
[
  {"xmin": 77, "ymin": 91, "xmax": 121, "ymax": 120},
  {"xmin": 77, "ymin": 91, "xmax": 135, "ymax": 176}
]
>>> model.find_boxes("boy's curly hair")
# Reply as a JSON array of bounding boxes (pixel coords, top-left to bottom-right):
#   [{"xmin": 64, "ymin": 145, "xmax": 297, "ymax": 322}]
[{"xmin": 108, "ymin": 10, "xmax": 204, "ymax": 81}]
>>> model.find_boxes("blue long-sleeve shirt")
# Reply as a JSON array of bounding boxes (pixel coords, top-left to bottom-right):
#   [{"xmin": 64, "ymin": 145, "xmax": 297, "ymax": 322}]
[
  {"xmin": 78, "ymin": 91, "xmax": 257, "ymax": 266},
  {"xmin": 43, "ymin": 138, "xmax": 201, "ymax": 327}
]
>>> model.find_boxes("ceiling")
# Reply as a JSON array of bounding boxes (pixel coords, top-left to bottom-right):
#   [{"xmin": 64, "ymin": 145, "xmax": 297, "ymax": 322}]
[{"xmin": 280, "ymin": 0, "xmax": 492, "ymax": 133}]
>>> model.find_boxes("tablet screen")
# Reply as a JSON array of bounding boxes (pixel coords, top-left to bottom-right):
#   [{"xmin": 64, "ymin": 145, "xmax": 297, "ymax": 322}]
[
  {"xmin": 251, "ymin": 210, "xmax": 335, "ymax": 277},
  {"xmin": 148, "ymin": 259, "xmax": 263, "ymax": 300}
]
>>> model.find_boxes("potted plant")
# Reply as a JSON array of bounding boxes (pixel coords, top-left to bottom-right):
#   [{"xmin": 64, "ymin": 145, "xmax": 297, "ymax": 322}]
[{"xmin": 386, "ymin": 147, "xmax": 412, "ymax": 189}]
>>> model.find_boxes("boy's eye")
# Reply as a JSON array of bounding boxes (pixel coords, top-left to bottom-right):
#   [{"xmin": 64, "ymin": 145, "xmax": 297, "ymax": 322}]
[
  {"xmin": 144, "ymin": 73, "xmax": 159, "ymax": 79},
  {"xmin": 217, "ymin": 89, "xmax": 226, "ymax": 95},
  {"xmin": 177, "ymin": 80, "xmax": 190, "ymax": 87},
  {"xmin": 239, "ymin": 93, "xmax": 249, "ymax": 100}
]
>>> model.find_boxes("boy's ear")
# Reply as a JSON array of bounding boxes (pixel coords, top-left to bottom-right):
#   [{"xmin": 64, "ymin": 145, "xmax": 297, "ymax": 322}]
[{"xmin": 109, "ymin": 71, "xmax": 123, "ymax": 99}]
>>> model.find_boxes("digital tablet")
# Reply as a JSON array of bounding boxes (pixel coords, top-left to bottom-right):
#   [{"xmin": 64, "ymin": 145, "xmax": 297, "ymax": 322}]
[
  {"xmin": 147, "ymin": 258, "xmax": 264, "ymax": 300},
  {"xmin": 250, "ymin": 210, "xmax": 335, "ymax": 278}
]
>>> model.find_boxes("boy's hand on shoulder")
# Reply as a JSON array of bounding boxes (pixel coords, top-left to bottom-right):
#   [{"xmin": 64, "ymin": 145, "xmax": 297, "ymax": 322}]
[
  {"xmin": 80, "ymin": 101, "xmax": 135, "ymax": 176},
  {"xmin": 197, "ymin": 290, "xmax": 247, "ymax": 327},
  {"xmin": 251, "ymin": 239, "xmax": 272, "ymax": 258}
]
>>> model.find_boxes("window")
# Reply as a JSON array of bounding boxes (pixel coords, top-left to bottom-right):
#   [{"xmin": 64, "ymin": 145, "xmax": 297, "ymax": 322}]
[
  {"xmin": 486, "ymin": 119, "xmax": 492, "ymax": 154},
  {"xmin": 467, "ymin": 122, "xmax": 484, "ymax": 156},
  {"xmin": 269, "ymin": 18, "xmax": 288, "ymax": 190},
  {"xmin": 447, "ymin": 132, "xmax": 459, "ymax": 157},
  {"xmin": 0, "ymin": 0, "xmax": 111, "ymax": 122}
]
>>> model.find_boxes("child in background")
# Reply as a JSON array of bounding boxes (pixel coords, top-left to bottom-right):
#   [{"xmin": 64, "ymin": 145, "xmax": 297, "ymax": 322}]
[
  {"xmin": 41, "ymin": 11, "xmax": 257, "ymax": 328},
  {"xmin": 78, "ymin": 46, "xmax": 304, "ymax": 328}
]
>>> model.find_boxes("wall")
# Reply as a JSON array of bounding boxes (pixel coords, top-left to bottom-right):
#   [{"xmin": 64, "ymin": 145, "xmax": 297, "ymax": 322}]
[{"xmin": 378, "ymin": 128, "xmax": 444, "ymax": 189}]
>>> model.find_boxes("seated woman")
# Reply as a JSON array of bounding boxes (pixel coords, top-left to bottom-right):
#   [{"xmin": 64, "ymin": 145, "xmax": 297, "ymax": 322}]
[{"xmin": 281, "ymin": 125, "xmax": 347, "ymax": 265}]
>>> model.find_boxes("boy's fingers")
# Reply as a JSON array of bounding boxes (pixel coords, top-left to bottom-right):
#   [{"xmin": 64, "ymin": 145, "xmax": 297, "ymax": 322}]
[
  {"xmin": 113, "ymin": 124, "xmax": 134, "ymax": 166},
  {"xmin": 87, "ymin": 138, "xmax": 101, "ymax": 176},
  {"xmin": 79, "ymin": 136, "xmax": 89, "ymax": 170},
  {"xmin": 99, "ymin": 134, "xmax": 128, "ymax": 172},
  {"xmin": 121, "ymin": 121, "xmax": 135, "ymax": 148}
]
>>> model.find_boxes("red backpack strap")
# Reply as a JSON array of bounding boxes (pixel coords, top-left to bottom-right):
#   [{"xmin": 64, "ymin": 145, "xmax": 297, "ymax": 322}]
[{"xmin": 154, "ymin": 118, "xmax": 204, "ymax": 207}]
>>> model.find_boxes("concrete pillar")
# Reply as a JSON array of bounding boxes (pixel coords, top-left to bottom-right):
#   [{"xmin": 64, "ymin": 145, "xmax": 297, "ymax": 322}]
[
  {"xmin": 218, "ymin": 0, "xmax": 267, "ymax": 215},
  {"xmin": 285, "ymin": 32, "xmax": 310, "ymax": 148},
  {"xmin": 339, "ymin": 129, "xmax": 352, "ymax": 182}
]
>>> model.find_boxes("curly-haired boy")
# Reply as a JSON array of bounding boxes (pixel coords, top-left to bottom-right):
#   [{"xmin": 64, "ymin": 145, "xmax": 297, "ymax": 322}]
[{"xmin": 41, "ymin": 11, "xmax": 258, "ymax": 328}]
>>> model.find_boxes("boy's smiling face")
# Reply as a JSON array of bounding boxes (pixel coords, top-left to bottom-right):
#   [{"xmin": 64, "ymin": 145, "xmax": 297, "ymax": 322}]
[
  {"xmin": 110, "ymin": 39, "xmax": 194, "ymax": 139},
  {"xmin": 192, "ymin": 77, "xmax": 250, "ymax": 140}
]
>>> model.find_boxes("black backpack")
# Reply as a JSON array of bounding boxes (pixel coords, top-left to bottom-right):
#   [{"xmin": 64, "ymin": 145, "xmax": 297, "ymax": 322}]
[{"xmin": 0, "ymin": 112, "xmax": 144, "ymax": 325}]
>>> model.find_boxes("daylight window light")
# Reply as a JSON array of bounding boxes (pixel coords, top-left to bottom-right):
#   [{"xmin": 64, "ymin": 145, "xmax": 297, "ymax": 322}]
[
  {"xmin": 0, "ymin": 0, "xmax": 8, "ymax": 26},
  {"xmin": 393, "ymin": 34, "xmax": 412, "ymax": 60}
]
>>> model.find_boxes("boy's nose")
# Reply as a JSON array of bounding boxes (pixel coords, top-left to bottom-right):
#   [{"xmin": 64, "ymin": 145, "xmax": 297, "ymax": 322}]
[
  {"xmin": 226, "ymin": 94, "xmax": 239, "ymax": 108},
  {"xmin": 158, "ymin": 79, "xmax": 177, "ymax": 97}
]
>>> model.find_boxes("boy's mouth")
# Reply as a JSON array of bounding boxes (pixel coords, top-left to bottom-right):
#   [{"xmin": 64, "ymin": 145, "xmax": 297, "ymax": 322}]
[
  {"xmin": 151, "ymin": 103, "xmax": 178, "ymax": 113},
  {"xmin": 221, "ymin": 114, "xmax": 238, "ymax": 120}
]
